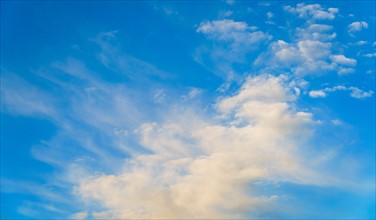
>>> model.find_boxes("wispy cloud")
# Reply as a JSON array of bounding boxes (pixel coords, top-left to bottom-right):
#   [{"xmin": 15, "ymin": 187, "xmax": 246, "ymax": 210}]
[
  {"xmin": 195, "ymin": 19, "xmax": 271, "ymax": 81},
  {"xmin": 309, "ymin": 85, "xmax": 374, "ymax": 99},
  {"xmin": 364, "ymin": 52, "xmax": 376, "ymax": 58},
  {"xmin": 94, "ymin": 31, "xmax": 172, "ymax": 81},
  {"xmin": 1, "ymin": 31, "xmax": 182, "ymax": 217},
  {"xmin": 0, "ymin": 70, "xmax": 57, "ymax": 118}
]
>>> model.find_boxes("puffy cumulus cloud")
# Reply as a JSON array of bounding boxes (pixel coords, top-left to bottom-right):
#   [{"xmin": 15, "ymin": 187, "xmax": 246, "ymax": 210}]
[
  {"xmin": 254, "ymin": 39, "xmax": 356, "ymax": 76},
  {"xmin": 309, "ymin": 85, "xmax": 374, "ymax": 99},
  {"xmin": 254, "ymin": 5, "xmax": 361, "ymax": 77},
  {"xmin": 254, "ymin": 16, "xmax": 358, "ymax": 77},
  {"xmin": 330, "ymin": 55, "xmax": 357, "ymax": 66},
  {"xmin": 75, "ymin": 74, "xmax": 344, "ymax": 219},
  {"xmin": 298, "ymin": 40, "xmax": 331, "ymax": 60},
  {"xmin": 284, "ymin": 3, "xmax": 339, "ymax": 21},
  {"xmin": 296, "ymin": 24, "xmax": 337, "ymax": 41},
  {"xmin": 348, "ymin": 21, "xmax": 368, "ymax": 35}
]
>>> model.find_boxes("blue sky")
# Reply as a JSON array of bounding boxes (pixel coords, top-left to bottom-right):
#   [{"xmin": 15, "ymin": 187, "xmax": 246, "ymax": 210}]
[{"xmin": 1, "ymin": 0, "xmax": 375, "ymax": 219}]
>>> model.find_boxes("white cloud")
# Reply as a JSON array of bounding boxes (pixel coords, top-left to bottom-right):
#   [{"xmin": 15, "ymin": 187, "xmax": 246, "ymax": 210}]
[
  {"xmin": 255, "ymin": 39, "xmax": 356, "ymax": 76},
  {"xmin": 75, "ymin": 74, "xmax": 364, "ymax": 218},
  {"xmin": 284, "ymin": 3, "xmax": 339, "ymax": 20},
  {"xmin": 298, "ymin": 40, "xmax": 331, "ymax": 60},
  {"xmin": 296, "ymin": 24, "xmax": 336, "ymax": 41},
  {"xmin": 337, "ymin": 67, "xmax": 355, "ymax": 75},
  {"xmin": 254, "ymin": 21, "xmax": 357, "ymax": 76},
  {"xmin": 197, "ymin": 19, "xmax": 270, "ymax": 49},
  {"xmin": 309, "ymin": 90, "xmax": 327, "ymax": 98},
  {"xmin": 364, "ymin": 52, "xmax": 376, "ymax": 58},
  {"xmin": 3, "ymin": 23, "xmax": 373, "ymax": 219},
  {"xmin": 309, "ymin": 85, "xmax": 373, "ymax": 99},
  {"xmin": 330, "ymin": 55, "xmax": 357, "ymax": 66},
  {"xmin": 349, "ymin": 87, "xmax": 374, "ymax": 98},
  {"xmin": 348, "ymin": 21, "xmax": 368, "ymax": 35}
]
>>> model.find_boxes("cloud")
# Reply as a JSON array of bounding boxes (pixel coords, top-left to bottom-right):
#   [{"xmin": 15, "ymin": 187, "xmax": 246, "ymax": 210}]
[
  {"xmin": 330, "ymin": 55, "xmax": 357, "ymax": 66},
  {"xmin": 0, "ymin": 71, "xmax": 57, "ymax": 118},
  {"xmin": 309, "ymin": 90, "xmax": 327, "ymax": 98},
  {"xmin": 1, "ymin": 32, "xmax": 185, "ymax": 216},
  {"xmin": 296, "ymin": 24, "xmax": 336, "ymax": 41},
  {"xmin": 153, "ymin": 4, "xmax": 180, "ymax": 17},
  {"xmin": 349, "ymin": 87, "xmax": 374, "ymax": 98},
  {"xmin": 2, "ymin": 18, "xmax": 374, "ymax": 218},
  {"xmin": 75, "ymin": 74, "xmax": 366, "ymax": 218},
  {"xmin": 266, "ymin": 11, "xmax": 273, "ymax": 19},
  {"xmin": 197, "ymin": 19, "xmax": 270, "ymax": 51},
  {"xmin": 348, "ymin": 21, "xmax": 368, "ymax": 35},
  {"xmin": 284, "ymin": 3, "xmax": 339, "ymax": 21},
  {"xmin": 70, "ymin": 212, "xmax": 89, "ymax": 219},
  {"xmin": 349, "ymin": 40, "xmax": 368, "ymax": 46},
  {"xmin": 309, "ymin": 85, "xmax": 374, "ymax": 99},
  {"xmin": 255, "ymin": 39, "xmax": 356, "ymax": 76},
  {"xmin": 363, "ymin": 52, "xmax": 376, "ymax": 58},
  {"xmin": 94, "ymin": 31, "xmax": 171, "ymax": 81},
  {"xmin": 195, "ymin": 19, "xmax": 271, "ymax": 80},
  {"xmin": 254, "ymin": 19, "xmax": 357, "ymax": 76}
]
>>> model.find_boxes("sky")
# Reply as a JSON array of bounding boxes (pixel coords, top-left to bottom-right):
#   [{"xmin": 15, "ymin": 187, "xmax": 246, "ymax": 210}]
[{"xmin": 0, "ymin": 0, "xmax": 375, "ymax": 219}]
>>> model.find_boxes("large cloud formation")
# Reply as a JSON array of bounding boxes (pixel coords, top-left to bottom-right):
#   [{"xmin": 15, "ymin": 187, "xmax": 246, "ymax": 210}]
[
  {"xmin": 75, "ymin": 74, "xmax": 336, "ymax": 218},
  {"xmin": 1, "ymin": 2, "xmax": 374, "ymax": 219}
]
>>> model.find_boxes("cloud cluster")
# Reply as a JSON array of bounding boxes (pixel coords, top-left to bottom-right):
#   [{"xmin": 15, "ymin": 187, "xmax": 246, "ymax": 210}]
[
  {"xmin": 255, "ymin": 5, "xmax": 357, "ymax": 76},
  {"xmin": 309, "ymin": 85, "xmax": 374, "ymax": 99},
  {"xmin": 255, "ymin": 39, "xmax": 356, "ymax": 76},
  {"xmin": 1, "ymin": 2, "xmax": 374, "ymax": 218},
  {"xmin": 75, "ymin": 74, "xmax": 352, "ymax": 218},
  {"xmin": 284, "ymin": 3, "xmax": 339, "ymax": 21}
]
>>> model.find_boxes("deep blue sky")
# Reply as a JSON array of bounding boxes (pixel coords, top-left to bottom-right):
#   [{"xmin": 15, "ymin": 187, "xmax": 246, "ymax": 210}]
[{"xmin": 1, "ymin": 1, "xmax": 375, "ymax": 219}]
